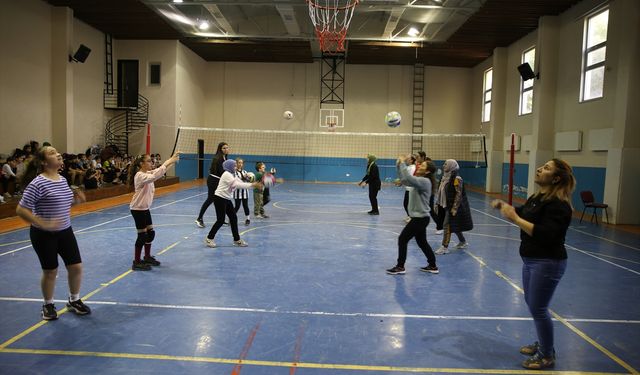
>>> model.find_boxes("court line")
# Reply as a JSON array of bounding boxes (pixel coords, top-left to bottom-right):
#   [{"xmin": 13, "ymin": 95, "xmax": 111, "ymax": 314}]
[
  {"xmin": 2, "ymin": 297, "xmax": 639, "ymax": 324},
  {"xmin": 0, "ymin": 348, "xmax": 629, "ymax": 375},
  {"xmin": 568, "ymin": 227, "xmax": 640, "ymax": 252},
  {"xmin": 465, "ymin": 250, "xmax": 639, "ymax": 374},
  {"xmin": 231, "ymin": 320, "xmax": 261, "ymax": 375}
]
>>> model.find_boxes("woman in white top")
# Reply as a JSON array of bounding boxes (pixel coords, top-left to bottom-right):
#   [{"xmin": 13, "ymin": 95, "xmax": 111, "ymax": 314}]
[{"xmin": 205, "ymin": 159, "xmax": 261, "ymax": 248}]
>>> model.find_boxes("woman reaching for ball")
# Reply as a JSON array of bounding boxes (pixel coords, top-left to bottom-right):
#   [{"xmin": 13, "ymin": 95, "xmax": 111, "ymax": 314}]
[
  {"xmin": 205, "ymin": 159, "xmax": 262, "ymax": 248},
  {"xmin": 491, "ymin": 159, "xmax": 575, "ymax": 369}
]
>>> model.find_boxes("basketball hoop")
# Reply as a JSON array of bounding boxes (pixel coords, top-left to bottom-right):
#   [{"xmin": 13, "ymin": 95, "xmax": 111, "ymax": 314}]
[{"xmin": 307, "ymin": 0, "xmax": 359, "ymax": 54}]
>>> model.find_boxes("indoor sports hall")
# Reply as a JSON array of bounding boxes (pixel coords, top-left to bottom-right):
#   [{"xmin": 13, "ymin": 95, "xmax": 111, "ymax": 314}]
[{"xmin": 1, "ymin": 0, "xmax": 639, "ymax": 374}]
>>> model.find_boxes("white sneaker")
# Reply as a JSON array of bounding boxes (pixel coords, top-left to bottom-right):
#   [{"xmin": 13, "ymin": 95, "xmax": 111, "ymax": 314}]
[
  {"xmin": 205, "ymin": 237, "xmax": 216, "ymax": 248},
  {"xmin": 404, "ymin": 217, "xmax": 411, "ymax": 223},
  {"xmin": 435, "ymin": 229, "xmax": 443, "ymax": 235},
  {"xmin": 255, "ymin": 214, "xmax": 264, "ymax": 219},
  {"xmin": 455, "ymin": 242, "xmax": 468, "ymax": 249},
  {"xmin": 435, "ymin": 246, "xmax": 449, "ymax": 255},
  {"xmin": 233, "ymin": 239, "xmax": 248, "ymax": 247},
  {"xmin": 195, "ymin": 219, "xmax": 205, "ymax": 228}
]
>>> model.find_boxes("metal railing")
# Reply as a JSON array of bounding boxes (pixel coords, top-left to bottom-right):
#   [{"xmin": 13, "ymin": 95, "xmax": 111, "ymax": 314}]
[{"xmin": 104, "ymin": 90, "xmax": 149, "ymax": 154}]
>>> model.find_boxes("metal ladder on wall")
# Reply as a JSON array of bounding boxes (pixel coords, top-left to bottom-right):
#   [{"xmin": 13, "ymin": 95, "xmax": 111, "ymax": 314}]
[
  {"xmin": 412, "ymin": 63, "xmax": 424, "ymax": 154},
  {"xmin": 104, "ymin": 34, "xmax": 113, "ymax": 94}
]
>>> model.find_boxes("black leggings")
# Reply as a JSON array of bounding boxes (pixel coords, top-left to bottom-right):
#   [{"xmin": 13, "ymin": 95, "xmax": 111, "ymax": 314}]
[
  {"xmin": 235, "ymin": 198, "xmax": 250, "ymax": 216},
  {"xmin": 197, "ymin": 175, "xmax": 219, "ymax": 221},
  {"xmin": 31, "ymin": 226, "xmax": 81, "ymax": 270},
  {"xmin": 207, "ymin": 196, "xmax": 240, "ymax": 241},
  {"xmin": 368, "ymin": 184, "xmax": 380, "ymax": 213},
  {"xmin": 403, "ymin": 191, "xmax": 409, "ymax": 215},
  {"xmin": 396, "ymin": 217, "xmax": 435, "ymax": 268}
]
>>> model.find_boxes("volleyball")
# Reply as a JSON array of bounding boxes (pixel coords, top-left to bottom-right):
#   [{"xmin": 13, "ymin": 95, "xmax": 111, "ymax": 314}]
[
  {"xmin": 283, "ymin": 110, "xmax": 294, "ymax": 120},
  {"xmin": 262, "ymin": 173, "xmax": 276, "ymax": 188},
  {"xmin": 246, "ymin": 172, "xmax": 255, "ymax": 182},
  {"xmin": 385, "ymin": 111, "xmax": 402, "ymax": 128}
]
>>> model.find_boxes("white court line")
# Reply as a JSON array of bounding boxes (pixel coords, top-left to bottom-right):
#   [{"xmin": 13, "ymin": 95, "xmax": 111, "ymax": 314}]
[
  {"xmin": 569, "ymin": 227, "xmax": 640, "ymax": 252},
  {"xmin": 0, "ymin": 192, "xmax": 207, "ymax": 257},
  {"xmin": 1, "ymin": 296, "xmax": 639, "ymax": 324}
]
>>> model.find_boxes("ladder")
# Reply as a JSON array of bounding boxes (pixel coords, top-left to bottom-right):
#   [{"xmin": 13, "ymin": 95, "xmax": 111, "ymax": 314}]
[
  {"xmin": 104, "ymin": 34, "xmax": 113, "ymax": 95},
  {"xmin": 412, "ymin": 63, "xmax": 424, "ymax": 153}
]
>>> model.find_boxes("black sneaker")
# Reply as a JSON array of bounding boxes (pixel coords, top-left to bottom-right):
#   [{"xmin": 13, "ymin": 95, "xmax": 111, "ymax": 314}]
[
  {"xmin": 132, "ymin": 260, "xmax": 151, "ymax": 271},
  {"xmin": 368, "ymin": 211, "xmax": 380, "ymax": 215},
  {"xmin": 66, "ymin": 298, "xmax": 92, "ymax": 315},
  {"xmin": 420, "ymin": 265, "xmax": 439, "ymax": 274},
  {"xmin": 245, "ymin": 219, "xmax": 250, "ymax": 226},
  {"xmin": 42, "ymin": 303, "xmax": 58, "ymax": 320},
  {"xmin": 143, "ymin": 255, "xmax": 161, "ymax": 266},
  {"xmin": 386, "ymin": 266, "xmax": 406, "ymax": 275},
  {"xmin": 520, "ymin": 341, "xmax": 540, "ymax": 355},
  {"xmin": 195, "ymin": 219, "xmax": 205, "ymax": 228},
  {"xmin": 522, "ymin": 350, "xmax": 555, "ymax": 369}
]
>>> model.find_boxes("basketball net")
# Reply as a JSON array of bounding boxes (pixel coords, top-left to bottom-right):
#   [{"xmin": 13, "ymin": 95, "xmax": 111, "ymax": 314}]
[{"xmin": 307, "ymin": 0, "xmax": 359, "ymax": 54}]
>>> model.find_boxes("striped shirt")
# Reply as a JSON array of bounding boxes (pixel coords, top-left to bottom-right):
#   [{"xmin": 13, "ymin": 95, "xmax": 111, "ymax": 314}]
[
  {"xmin": 19, "ymin": 174, "xmax": 73, "ymax": 231},
  {"xmin": 232, "ymin": 170, "xmax": 250, "ymax": 199}
]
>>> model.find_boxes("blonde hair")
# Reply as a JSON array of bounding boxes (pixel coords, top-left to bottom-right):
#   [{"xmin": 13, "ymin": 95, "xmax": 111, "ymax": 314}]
[{"xmin": 535, "ymin": 158, "xmax": 576, "ymax": 208}]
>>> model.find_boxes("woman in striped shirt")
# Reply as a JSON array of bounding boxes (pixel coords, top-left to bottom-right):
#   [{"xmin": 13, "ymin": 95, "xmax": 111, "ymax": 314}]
[{"xmin": 16, "ymin": 146, "xmax": 91, "ymax": 321}]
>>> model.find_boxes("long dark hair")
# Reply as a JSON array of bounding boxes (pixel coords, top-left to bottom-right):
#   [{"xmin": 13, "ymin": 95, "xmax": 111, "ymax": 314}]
[
  {"xmin": 209, "ymin": 142, "xmax": 228, "ymax": 175},
  {"xmin": 425, "ymin": 160, "xmax": 437, "ymax": 189},
  {"xmin": 20, "ymin": 146, "xmax": 52, "ymax": 188},
  {"xmin": 127, "ymin": 154, "xmax": 147, "ymax": 186}
]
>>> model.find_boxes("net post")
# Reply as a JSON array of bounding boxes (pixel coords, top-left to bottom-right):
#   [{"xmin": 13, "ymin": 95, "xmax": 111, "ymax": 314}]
[
  {"xmin": 508, "ymin": 133, "xmax": 515, "ymax": 205},
  {"xmin": 197, "ymin": 139, "xmax": 204, "ymax": 179}
]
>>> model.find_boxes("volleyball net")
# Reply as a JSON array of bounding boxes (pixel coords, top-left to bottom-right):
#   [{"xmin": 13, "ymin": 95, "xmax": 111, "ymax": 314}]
[{"xmin": 172, "ymin": 127, "xmax": 487, "ymax": 184}]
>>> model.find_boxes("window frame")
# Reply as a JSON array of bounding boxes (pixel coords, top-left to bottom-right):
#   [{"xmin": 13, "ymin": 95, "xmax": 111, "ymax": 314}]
[
  {"xmin": 518, "ymin": 47, "xmax": 535, "ymax": 116},
  {"xmin": 580, "ymin": 7, "xmax": 609, "ymax": 102},
  {"xmin": 482, "ymin": 68, "xmax": 493, "ymax": 123}
]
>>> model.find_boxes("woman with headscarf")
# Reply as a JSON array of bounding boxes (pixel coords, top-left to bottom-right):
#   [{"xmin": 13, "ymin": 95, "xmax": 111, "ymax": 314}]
[
  {"xmin": 434, "ymin": 159, "xmax": 473, "ymax": 254},
  {"xmin": 195, "ymin": 142, "xmax": 230, "ymax": 228},
  {"xmin": 205, "ymin": 159, "xmax": 261, "ymax": 248},
  {"xmin": 357, "ymin": 154, "xmax": 381, "ymax": 215}
]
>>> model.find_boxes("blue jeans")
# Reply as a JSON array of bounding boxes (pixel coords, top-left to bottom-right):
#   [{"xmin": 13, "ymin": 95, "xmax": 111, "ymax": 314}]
[{"xmin": 522, "ymin": 257, "xmax": 567, "ymax": 357}]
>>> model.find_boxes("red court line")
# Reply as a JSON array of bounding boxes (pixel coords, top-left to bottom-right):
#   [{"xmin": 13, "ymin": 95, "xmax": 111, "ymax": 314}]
[
  {"xmin": 231, "ymin": 321, "xmax": 262, "ymax": 375},
  {"xmin": 289, "ymin": 321, "xmax": 307, "ymax": 375}
]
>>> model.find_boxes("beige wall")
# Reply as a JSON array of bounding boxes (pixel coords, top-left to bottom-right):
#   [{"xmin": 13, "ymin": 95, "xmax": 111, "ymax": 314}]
[{"xmin": 424, "ymin": 66, "xmax": 473, "ymax": 134}]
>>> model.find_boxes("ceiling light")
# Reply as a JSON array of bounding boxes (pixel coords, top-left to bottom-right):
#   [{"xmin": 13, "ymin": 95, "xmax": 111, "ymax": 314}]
[
  {"xmin": 173, "ymin": 0, "xmax": 183, "ymax": 3},
  {"xmin": 198, "ymin": 20, "xmax": 210, "ymax": 30},
  {"xmin": 407, "ymin": 27, "xmax": 420, "ymax": 37}
]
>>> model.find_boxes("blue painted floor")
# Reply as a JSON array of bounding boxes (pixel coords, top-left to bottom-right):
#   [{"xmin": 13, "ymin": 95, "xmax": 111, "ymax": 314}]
[{"xmin": 1, "ymin": 182, "xmax": 639, "ymax": 374}]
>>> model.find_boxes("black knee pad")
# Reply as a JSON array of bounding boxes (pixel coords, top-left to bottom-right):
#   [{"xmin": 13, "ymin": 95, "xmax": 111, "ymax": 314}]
[
  {"xmin": 146, "ymin": 229, "xmax": 155, "ymax": 243},
  {"xmin": 135, "ymin": 232, "xmax": 147, "ymax": 247}
]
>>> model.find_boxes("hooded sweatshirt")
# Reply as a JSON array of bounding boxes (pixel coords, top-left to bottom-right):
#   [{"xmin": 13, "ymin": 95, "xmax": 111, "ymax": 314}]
[{"xmin": 397, "ymin": 163, "xmax": 431, "ymax": 218}]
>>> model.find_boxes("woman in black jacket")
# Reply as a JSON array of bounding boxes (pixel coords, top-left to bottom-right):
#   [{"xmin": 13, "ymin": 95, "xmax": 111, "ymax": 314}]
[
  {"xmin": 358, "ymin": 154, "xmax": 381, "ymax": 215},
  {"xmin": 492, "ymin": 158, "xmax": 575, "ymax": 370},
  {"xmin": 195, "ymin": 142, "xmax": 230, "ymax": 228},
  {"xmin": 434, "ymin": 159, "xmax": 473, "ymax": 254}
]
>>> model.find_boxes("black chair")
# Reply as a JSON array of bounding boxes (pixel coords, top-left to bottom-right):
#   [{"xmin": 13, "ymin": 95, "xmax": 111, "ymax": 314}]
[{"xmin": 579, "ymin": 191, "xmax": 609, "ymax": 224}]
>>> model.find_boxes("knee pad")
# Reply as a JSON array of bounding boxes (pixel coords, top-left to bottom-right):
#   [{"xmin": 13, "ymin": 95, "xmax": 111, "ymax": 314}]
[
  {"xmin": 135, "ymin": 232, "xmax": 147, "ymax": 247},
  {"xmin": 146, "ymin": 229, "xmax": 155, "ymax": 243}
]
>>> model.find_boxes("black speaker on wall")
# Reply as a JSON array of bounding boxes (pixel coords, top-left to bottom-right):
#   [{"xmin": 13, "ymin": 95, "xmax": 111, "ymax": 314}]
[
  {"xmin": 517, "ymin": 62, "xmax": 538, "ymax": 80},
  {"xmin": 69, "ymin": 44, "xmax": 91, "ymax": 63}
]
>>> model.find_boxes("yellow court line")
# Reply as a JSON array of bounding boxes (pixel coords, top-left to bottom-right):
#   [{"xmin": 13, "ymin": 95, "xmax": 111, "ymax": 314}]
[
  {"xmin": 465, "ymin": 250, "xmax": 638, "ymax": 375},
  {"xmin": 0, "ymin": 348, "xmax": 629, "ymax": 375}
]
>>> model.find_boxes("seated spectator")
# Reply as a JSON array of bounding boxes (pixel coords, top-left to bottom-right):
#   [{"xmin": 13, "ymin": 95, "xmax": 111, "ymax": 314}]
[
  {"xmin": 84, "ymin": 168, "xmax": 99, "ymax": 189},
  {"xmin": 67, "ymin": 154, "xmax": 85, "ymax": 188},
  {"xmin": 2, "ymin": 156, "xmax": 18, "ymax": 198}
]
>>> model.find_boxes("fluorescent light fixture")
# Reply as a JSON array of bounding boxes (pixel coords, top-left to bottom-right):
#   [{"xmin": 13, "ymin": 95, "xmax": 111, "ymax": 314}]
[
  {"xmin": 159, "ymin": 9, "xmax": 193, "ymax": 26},
  {"xmin": 173, "ymin": 0, "xmax": 183, "ymax": 3},
  {"xmin": 198, "ymin": 20, "xmax": 210, "ymax": 30},
  {"xmin": 407, "ymin": 27, "xmax": 420, "ymax": 37}
]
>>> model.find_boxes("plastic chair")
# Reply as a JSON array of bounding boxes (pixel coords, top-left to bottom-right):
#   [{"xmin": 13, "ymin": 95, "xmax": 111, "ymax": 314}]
[{"xmin": 579, "ymin": 191, "xmax": 609, "ymax": 224}]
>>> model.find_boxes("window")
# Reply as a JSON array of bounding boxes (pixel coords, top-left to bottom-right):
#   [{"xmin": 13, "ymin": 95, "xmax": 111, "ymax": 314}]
[
  {"xmin": 482, "ymin": 68, "xmax": 492, "ymax": 122},
  {"xmin": 519, "ymin": 47, "xmax": 535, "ymax": 115},
  {"xmin": 581, "ymin": 8, "xmax": 608, "ymax": 101},
  {"xmin": 149, "ymin": 63, "xmax": 161, "ymax": 86}
]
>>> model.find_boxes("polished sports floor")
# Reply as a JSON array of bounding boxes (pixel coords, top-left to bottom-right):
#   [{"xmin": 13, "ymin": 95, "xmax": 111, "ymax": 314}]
[{"xmin": 1, "ymin": 182, "xmax": 639, "ymax": 374}]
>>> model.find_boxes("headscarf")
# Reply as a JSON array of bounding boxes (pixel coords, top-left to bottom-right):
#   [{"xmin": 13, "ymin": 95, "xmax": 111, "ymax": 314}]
[
  {"xmin": 436, "ymin": 159, "xmax": 459, "ymax": 208},
  {"xmin": 222, "ymin": 159, "xmax": 236, "ymax": 173},
  {"xmin": 367, "ymin": 154, "xmax": 377, "ymax": 173}
]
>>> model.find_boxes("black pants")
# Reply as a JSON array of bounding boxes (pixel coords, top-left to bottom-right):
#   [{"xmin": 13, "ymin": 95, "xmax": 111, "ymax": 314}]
[
  {"xmin": 368, "ymin": 184, "xmax": 380, "ymax": 213},
  {"xmin": 235, "ymin": 197, "xmax": 250, "ymax": 216},
  {"xmin": 430, "ymin": 195, "xmax": 444, "ymax": 230},
  {"xmin": 197, "ymin": 175, "xmax": 219, "ymax": 221},
  {"xmin": 403, "ymin": 191, "xmax": 409, "ymax": 215},
  {"xmin": 397, "ymin": 217, "xmax": 436, "ymax": 268},
  {"xmin": 207, "ymin": 196, "xmax": 239, "ymax": 241}
]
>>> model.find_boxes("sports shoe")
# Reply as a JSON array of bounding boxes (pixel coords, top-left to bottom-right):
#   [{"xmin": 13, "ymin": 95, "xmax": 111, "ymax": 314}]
[
  {"xmin": 420, "ymin": 265, "xmax": 439, "ymax": 274},
  {"xmin": 455, "ymin": 242, "xmax": 468, "ymax": 249},
  {"xmin": 522, "ymin": 350, "xmax": 555, "ymax": 369},
  {"xmin": 404, "ymin": 217, "xmax": 411, "ymax": 223},
  {"xmin": 195, "ymin": 219, "xmax": 205, "ymax": 228},
  {"xmin": 386, "ymin": 266, "xmax": 406, "ymax": 275},
  {"xmin": 435, "ymin": 229, "xmax": 443, "ymax": 235},
  {"xmin": 245, "ymin": 219, "xmax": 250, "ymax": 226},
  {"xmin": 233, "ymin": 239, "xmax": 249, "ymax": 247},
  {"xmin": 223, "ymin": 221, "xmax": 229, "ymax": 226},
  {"xmin": 42, "ymin": 303, "xmax": 58, "ymax": 320},
  {"xmin": 434, "ymin": 246, "xmax": 449, "ymax": 255},
  {"xmin": 144, "ymin": 255, "xmax": 161, "ymax": 266},
  {"xmin": 132, "ymin": 260, "xmax": 151, "ymax": 271},
  {"xmin": 205, "ymin": 237, "xmax": 217, "ymax": 248},
  {"xmin": 66, "ymin": 298, "xmax": 91, "ymax": 315},
  {"xmin": 368, "ymin": 211, "xmax": 380, "ymax": 215},
  {"xmin": 261, "ymin": 214, "xmax": 270, "ymax": 219},
  {"xmin": 520, "ymin": 341, "xmax": 540, "ymax": 356},
  {"xmin": 255, "ymin": 214, "xmax": 264, "ymax": 219}
]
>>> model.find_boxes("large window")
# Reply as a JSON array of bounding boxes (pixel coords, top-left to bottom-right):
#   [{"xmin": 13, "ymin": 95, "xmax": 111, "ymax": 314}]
[
  {"xmin": 482, "ymin": 68, "xmax": 492, "ymax": 123},
  {"xmin": 519, "ymin": 47, "xmax": 535, "ymax": 115},
  {"xmin": 581, "ymin": 8, "xmax": 609, "ymax": 101}
]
